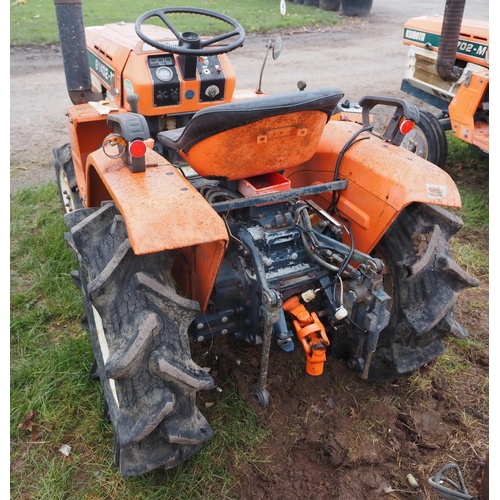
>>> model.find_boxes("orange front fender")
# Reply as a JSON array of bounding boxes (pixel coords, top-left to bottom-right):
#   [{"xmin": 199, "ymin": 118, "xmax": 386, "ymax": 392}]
[
  {"xmin": 85, "ymin": 148, "xmax": 229, "ymax": 311},
  {"xmin": 449, "ymin": 71, "xmax": 489, "ymax": 152},
  {"xmin": 284, "ymin": 120, "xmax": 462, "ymax": 254}
]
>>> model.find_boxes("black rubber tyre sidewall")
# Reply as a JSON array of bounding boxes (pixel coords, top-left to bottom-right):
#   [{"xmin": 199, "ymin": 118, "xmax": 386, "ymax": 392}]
[
  {"xmin": 468, "ymin": 143, "xmax": 489, "ymax": 159},
  {"xmin": 67, "ymin": 202, "xmax": 214, "ymax": 477},
  {"xmin": 401, "ymin": 110, "xmax": 448, "ymax": 168},
  {"xmin": 366, "ymin": 203, "xmax": 473, "ymax": 379},
  {"xmin": 330, "ymin": 203, "xmax": 477, "ymax": 381},
  {"xmin": 53, "ymin": 144, "xmax": 84, "ymax": 214}
]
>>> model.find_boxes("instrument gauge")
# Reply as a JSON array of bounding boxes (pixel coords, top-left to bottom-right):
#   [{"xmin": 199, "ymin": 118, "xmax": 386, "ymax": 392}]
[{"xmin": 156, "ymin": 66, "xmax": 174, "ymax": 82}]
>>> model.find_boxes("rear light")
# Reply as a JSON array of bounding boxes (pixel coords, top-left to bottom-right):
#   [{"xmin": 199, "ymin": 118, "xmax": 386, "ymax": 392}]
[
  {"xmin": 129, "ymin": 139, "xmax": 147, "ymax": 158},
  {"xmin": 399, "ymin": 119, "xmax": 415, "ymax": 135}
]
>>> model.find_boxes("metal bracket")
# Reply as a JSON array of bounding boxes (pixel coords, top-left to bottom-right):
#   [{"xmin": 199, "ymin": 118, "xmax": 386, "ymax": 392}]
[
  {"xmin": 238, "ymin": 229, "xmax": 282, "ymax": 408},
  {"xmin": 347, "ymin": 263, "xmax": 391, "ymax": 379}
]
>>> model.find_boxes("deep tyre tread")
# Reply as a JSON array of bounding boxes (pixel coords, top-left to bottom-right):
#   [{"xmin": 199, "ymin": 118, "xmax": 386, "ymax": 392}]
[
  {"xmin": 366, "ymin": 203, "xmax": 479, "ymax": 380},
  {"xmin": 66, "ymin": 202, "xmax": 214, "ymax": 477},
  {"xmin": 400, "ymin": 110, "xmax": 448, "ymax": 168},
  {"xmin": 53, "ymin": 143, "xmax": 84, "ymax": 214}
]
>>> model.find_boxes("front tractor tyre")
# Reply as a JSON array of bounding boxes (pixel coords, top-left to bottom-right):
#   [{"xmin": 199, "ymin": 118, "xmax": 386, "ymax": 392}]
[
  {"xmin": 363, "ymin": 203, "xmax": 479, "ymax": 380},
  {"xmin": 53, "ymin": 144, "xmax": 84, "ymax": 214},
  {"xmin": 400, "ymin": 110, "xmax": 448, "ymax": 168},
  {"xmin": 64, "ymin": 202, "xmax": 214, "ymax": 477}
]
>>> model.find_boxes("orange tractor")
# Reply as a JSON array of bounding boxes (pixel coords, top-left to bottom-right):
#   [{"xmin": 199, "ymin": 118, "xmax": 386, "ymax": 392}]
[
  {"xmin": 53, "ymin": 0, "xmax": 479, "ymax": 477},
  {"xmin": 399, "ymin": 0, "xmax": 489, "ymax": 167}
]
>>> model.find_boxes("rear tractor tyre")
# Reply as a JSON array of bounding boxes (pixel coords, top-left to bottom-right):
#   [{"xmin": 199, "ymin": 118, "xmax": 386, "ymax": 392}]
[
  {"xmin": 64, "ymin": 202, "xmax": 214, "ymax": 477},
  {"xmin": 340, "ymin": 203, "xmax": 479, "ymax": 380},
  {"xmin": 400, "ymin": 110, "xmax": 448, "ymax": 168},
  {"xmin": 468, "ymin": 143, "xmax": 489, "ymax": 159},
  {"xmin": 53, "ymin": 144, "xmax": 84, "ymax": 214}
]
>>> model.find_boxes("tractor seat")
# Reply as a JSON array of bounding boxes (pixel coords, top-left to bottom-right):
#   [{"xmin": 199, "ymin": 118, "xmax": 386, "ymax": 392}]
[{"xmin": 157, "ymin": 88, "xmax": 344, "ymax": 181}]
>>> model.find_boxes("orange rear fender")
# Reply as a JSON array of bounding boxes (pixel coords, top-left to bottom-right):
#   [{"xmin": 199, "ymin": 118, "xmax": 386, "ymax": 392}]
[
  {"xmin": 283, "ymin": 120, "xmax": 462, "ymax": 254},
  {"xmin": 85, "ymin": 148, "xmax": 229, "ymax": 311}
]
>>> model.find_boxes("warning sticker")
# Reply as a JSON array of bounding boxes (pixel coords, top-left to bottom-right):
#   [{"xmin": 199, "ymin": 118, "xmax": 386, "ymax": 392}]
[{"xmin": 426, "ymin": 184, "xmax": 447, "ymax": 199}]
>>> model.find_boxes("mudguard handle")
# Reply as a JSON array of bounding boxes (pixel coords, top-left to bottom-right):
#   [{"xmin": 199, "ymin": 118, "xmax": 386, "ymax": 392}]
[
  {"xmin": 107, "ymin": 113, "xmax": 150, "ymax": 142},
  {"xmin": 358, "ymin": 96, "xmax": 420, "ymax": 146},
  {"xmin": 106, "ymin": 113, "xmax": 150, "ymax": 173}
]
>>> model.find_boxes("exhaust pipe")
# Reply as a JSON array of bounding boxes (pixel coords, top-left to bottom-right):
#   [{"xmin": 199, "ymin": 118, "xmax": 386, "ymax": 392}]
[
  {"xmin": 436, "ymin": 0, "xmax": 466, "ymax": 82},
  {"xmin": 54, "ymin": 0, "xmax": 102, "ymax": 104}
]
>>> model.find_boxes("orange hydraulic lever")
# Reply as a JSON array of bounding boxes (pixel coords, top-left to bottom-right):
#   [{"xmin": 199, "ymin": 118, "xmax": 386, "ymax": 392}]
[{"xmin": 283, "ymin": 296, "xmax": 330, "ymax": 376}]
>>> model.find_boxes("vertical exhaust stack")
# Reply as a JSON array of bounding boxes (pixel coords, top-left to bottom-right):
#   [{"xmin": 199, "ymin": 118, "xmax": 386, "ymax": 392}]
[
  {"xmin": 436, "ymin": 0, "xmax": 466, "ymax": 82},
  {"xmin": 54, "ymin": 0, "xmax": 102, "ymax": 104}
]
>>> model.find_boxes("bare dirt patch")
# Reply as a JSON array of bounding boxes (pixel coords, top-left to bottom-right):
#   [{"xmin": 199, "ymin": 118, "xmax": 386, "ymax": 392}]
[{"xmin": 192, "ymin": 272, "xmax": 488, "ymax": 500}]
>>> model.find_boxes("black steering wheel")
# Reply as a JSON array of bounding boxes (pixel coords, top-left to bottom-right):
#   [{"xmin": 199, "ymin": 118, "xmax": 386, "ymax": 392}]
[{"xmin": 135, "ymin": 7, "xmax": 245, "ymax": 57}]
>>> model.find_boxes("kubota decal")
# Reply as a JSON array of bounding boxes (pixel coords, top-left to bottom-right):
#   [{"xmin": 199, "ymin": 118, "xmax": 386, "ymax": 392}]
[
  {"xmin": 403, "ymin": 29, "xmax": 488, "ymax": 60},
  {"xmin": 88, "ymin": 50, "xmax": 115, "ymax": 87}
]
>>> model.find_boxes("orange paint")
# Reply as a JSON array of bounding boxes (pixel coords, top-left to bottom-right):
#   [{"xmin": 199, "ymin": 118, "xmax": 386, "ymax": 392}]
[
  {"xmin": 403, "ymin": 16, "xmax": 489, "ymax": 68},
  {"xmin": 449, "ymin": 71, "xmax": 489, "ymax": 152},
  {"xmin": 85, "ymin": 23, "xmax": 238, "ymax": 116},
  {"xmin": 283, "ymin": 296, "xmax": 330, "ymax": 376},
  {"xmin": 85, "ymin": 148, "xmax": 229, "ymax": 311},
  {"xmin": 283, "ymin": 120, "xmax": 462, "ymax": 254},
  {"xmin": 179, "ymin": 111, "xmax": 329, "ymax": 180}
]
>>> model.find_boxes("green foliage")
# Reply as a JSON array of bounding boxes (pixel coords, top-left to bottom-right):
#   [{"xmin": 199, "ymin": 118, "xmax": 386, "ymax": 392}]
[
  {"xmin": 10, "ymin": 0, "xmax": 342, "ymax": 46},
  {"xmin": 450, "ymin": 236, "xmax": 488, "ymax": 277},
  {"xmin": 450, "ymin": 183, "xmax": 489, "ymax": 275},
  {"xmin": 458, "ymin": 187, "xmax": 489, "ymax": 229},
  {"xmin": 10, "ymin": 183, "xmax": 269, "ymax": 498},
  {"xmin": 446, "ymin": 132, "xmax": 489, "ymax": 170},
  {"xmin": 443, "ymin": 133, "xmax": 489, "ymax": 275}
]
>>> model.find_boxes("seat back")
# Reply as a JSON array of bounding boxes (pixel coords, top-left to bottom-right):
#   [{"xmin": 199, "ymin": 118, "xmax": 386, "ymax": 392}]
[{"xmin": 157, "ymin": 88, "xmax": 344, "ymax": 180}]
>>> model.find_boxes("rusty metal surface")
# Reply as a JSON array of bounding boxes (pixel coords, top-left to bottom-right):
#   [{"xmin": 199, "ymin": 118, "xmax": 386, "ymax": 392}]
[
  {"xmin": 284, "ymin": 119, "xmax": 462, "ymax": 254},
  {"xmin": 211, "ymin": 179, "xmax": 347, "ymax": 212},
  {"xmin": 85, "ymin": 148, "xmax": 229, "ymax": 256},
  {"xmin": 181, "ymin": 111, "xmax": 329, "ymax": 180}
]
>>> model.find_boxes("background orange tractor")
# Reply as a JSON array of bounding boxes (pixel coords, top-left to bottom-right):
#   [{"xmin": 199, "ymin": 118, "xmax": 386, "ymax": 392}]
[
  {"xmin": 53, "ymin": 0, "xmax": 478, "ymax": 477},
  {"xmin": 399, "ymin": 0, "xmax": 489, "ymax": 167}
]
